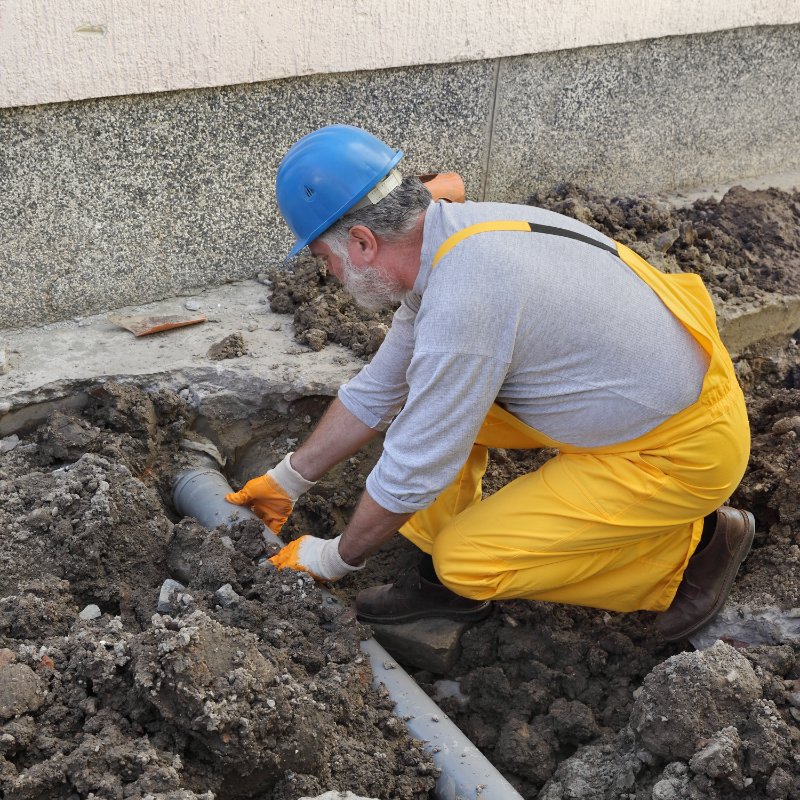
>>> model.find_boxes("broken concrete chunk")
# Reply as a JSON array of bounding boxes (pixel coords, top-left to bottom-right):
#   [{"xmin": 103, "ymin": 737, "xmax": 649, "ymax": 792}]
[
  {"xmin": 369, "ymin": 617, "xmax": 469, "ymax": 673},
  {"xmin": 0, "ymin": 663, "xmax": 44, "ymax": 720},
  {"xmin": 688, "ymin": 602, "xmax": 800, "ymax": 650},
  {"xmin": 215, "ymin": 583, "xmax": 240, "ymax": 609},
  {"xmin": 79, "ymin": 604, "xmax": 101, "ymax": 620},
  {"xmin": 157, "ymin": 578, "xmax": 186, "ymax": 613}
]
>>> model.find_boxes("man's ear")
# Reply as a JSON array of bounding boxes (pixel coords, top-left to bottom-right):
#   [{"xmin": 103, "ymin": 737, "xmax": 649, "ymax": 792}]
[{"xmin": 348, "ymin": 225, "xmax": 379, "ymax": 264}]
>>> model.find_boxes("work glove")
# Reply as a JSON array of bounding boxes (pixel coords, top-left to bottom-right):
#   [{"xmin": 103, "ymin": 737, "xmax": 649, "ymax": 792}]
[
  {"xmin": 225, "ymin": 452, "xmax": 315, "ymax": 534},
  {"xmin": 269, "ymin": 534, "xmax": 365, "ymax": 582}
]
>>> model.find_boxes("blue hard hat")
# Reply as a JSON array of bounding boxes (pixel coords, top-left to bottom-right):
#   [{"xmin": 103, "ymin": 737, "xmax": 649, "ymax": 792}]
[{"xmin": 276, "ymin": 125, "xmax": 404, "ymax": 258}]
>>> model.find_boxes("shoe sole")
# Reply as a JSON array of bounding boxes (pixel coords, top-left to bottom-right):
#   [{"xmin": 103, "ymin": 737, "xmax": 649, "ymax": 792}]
[
  {"xmin": 356, "ymin": 601, "xmax": 492, "ymax": 626},
  {"xmin": 664, "ymin": 510, "xmax": 755, "ymax": 642}
]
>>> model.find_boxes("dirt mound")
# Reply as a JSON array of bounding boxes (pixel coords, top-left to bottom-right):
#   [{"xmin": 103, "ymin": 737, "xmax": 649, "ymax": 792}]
[
  {"xmin": 0, "ymin": 383, "xmax": 436, "ymax": 799},
  {"xmin": 529, "ymin": 184, "xmax": 800, "ymax": 304},
  {"xmin": 268, "ymin": 256, "xmax": 392, "ymax": 357},
  {"xmin": 267, "ymin": 186, "xmax": 800, "ymax": 358}
]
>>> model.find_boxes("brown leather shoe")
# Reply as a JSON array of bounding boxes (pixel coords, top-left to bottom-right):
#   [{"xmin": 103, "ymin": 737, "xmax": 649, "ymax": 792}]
[
  {"xmin": 655, "ymin": 506, "xmax": 755, "ymax": 641},
  {"xmin": 355, "ymin": 565, "xmax": 492, "ymax": 625}
]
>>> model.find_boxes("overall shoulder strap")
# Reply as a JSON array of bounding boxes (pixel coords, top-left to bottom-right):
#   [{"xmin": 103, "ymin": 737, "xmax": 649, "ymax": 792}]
[{"xmin": 431, "ymin": 220, "xmax": 618, "ymax": 269}]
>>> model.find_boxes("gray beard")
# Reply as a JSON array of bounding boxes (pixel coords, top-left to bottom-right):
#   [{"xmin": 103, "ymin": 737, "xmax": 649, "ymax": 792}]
[{"xmin": 329, "ymin": 240, "xmax": 408, "ymax": 311}]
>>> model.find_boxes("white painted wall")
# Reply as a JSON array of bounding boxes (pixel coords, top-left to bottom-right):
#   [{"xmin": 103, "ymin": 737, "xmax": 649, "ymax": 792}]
[{"xmin": 1, "ymin": 0, "xmax": 799, "ymax": 108}]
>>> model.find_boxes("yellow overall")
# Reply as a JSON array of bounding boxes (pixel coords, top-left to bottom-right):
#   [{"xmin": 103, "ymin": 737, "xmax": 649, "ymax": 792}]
[{"xmin": 400, "ymin": 223, "xmax": 750, "ymax": 613}]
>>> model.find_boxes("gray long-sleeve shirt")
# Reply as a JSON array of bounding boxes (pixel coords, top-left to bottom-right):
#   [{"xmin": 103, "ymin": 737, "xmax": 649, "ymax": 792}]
[{"xmin": 338, "ymin": 201, "xmax": 709, "ymax": 514}]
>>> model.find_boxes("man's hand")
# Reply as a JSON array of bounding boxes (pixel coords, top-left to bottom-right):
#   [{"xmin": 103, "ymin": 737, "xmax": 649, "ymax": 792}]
[
  {"xmin": 269, "ymin": 534, "xmax": 365, "ymax": 581},
  {"xmin": 226, "ymin": 453, "xmax": 315, "ymax": 533}
]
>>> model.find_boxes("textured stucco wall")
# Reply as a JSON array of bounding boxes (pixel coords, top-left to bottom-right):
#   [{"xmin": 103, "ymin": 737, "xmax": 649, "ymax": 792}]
[
  {"xmin": 1, "ymin": 24, "xmax": 799, "ymax": 330},
  {"xmin": 1, "ymin": 0, "xmax": 799, "ymax": 108}
]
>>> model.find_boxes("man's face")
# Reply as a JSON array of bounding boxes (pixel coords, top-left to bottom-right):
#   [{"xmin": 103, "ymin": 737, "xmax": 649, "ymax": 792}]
[{"xmin": 309, "ymin": 236, "xmax": 407, "ymax": 312}]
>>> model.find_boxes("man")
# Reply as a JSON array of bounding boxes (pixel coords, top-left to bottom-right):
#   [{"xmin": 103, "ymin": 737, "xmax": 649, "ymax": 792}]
[{"xmin": 227, "ymin": 124, "xmax": 753, "ymax": 641}]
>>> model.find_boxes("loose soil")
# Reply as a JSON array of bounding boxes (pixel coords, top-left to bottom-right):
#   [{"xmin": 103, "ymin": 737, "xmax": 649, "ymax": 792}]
[
  {"xmin": 2, "ymin": 185, "xmax": 800, "ymax": 799},
  {"xmin": 0, "ymin": 385, "xmax": 436, "ymax": 800}
]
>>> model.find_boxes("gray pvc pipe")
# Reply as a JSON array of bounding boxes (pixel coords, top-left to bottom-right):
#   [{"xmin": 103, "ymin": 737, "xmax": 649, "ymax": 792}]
[{"xmin": 173, "ymin": 467, "xmax": 524, "ymax": 800}]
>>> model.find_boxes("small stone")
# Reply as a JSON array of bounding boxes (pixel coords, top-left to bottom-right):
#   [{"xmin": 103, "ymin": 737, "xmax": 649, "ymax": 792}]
[
  {"xmin": 157, "ymin": 579, "xmax": 186, "ymax": 613},
  {"xmin": 0, "ymin": 664, "xmax": 44, "ymax": 720},
  {"xmin": 654, "ymin": 229, "xmax": 680, "ymax": 253},
  {"xmin": 0, "ymin": 435, "xmax": 20, "ymax": 453},
  {"xmin": 79, "ymin": 604, "xmax": 101, "ymax": 620},
  {"xmin": 0, "ymin": 650, "xmax": 16, "ymax": 668},
  {"xmin": 247, "ymin": 322, "xmax": 259, "ymax": 332},
  {"xmin": 787, "ymin": 691, "xmax": 800, "ymax": 709},
  {"xmin": 771, "ymin": 415, "xmax": 800, "ymax": 435},
  {"xmin": 184, "ymin": 299, "xmax": 201, "ymax": 311},
  {"xmin": 215, "ymin": 584, "xmax": 240, "ymax": 609}
]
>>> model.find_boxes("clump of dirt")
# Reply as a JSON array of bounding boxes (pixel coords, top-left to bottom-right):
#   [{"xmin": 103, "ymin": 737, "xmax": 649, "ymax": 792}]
[
  {"xmin": 267, "ymin": 255, "xmax": 392, "ymax": 356},
  {"xmin": 0, "ymin": 382, "xmax": 436, "ymax": 799},
  {"xmin": 207, "ymin": 332, "xmax": 248, "ymax": 360}
]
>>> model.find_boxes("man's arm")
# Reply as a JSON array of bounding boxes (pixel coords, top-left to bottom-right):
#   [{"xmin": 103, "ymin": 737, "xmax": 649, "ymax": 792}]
[
  {"xmin": 289, "ymin": 397, "xmax": 380, "ymax": 481},
  {"xmin": 337, "ymin": 490, "xmax": 412, "ymax": 565}
]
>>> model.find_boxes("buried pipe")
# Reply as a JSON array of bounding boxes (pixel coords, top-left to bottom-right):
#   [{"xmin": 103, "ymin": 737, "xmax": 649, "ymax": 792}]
[{"xmin": 173, "ymin": 466, "xmax": 524, "ymax": 800}]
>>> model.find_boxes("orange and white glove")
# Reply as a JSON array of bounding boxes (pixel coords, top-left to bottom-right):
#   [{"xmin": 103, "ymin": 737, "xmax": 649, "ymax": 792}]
[
  {"xmin": 269, "ymin": 534, "xmax": 365, "ymax": 582},
  {"xmin": 225, "ymin": 453, "xmax": 315, "ymax": 534}
]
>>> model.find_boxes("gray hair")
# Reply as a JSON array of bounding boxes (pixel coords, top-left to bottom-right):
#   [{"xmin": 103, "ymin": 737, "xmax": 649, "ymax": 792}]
[{"xmin": 320, "ymin": 175, "xmax": 431, "ymax": 248}]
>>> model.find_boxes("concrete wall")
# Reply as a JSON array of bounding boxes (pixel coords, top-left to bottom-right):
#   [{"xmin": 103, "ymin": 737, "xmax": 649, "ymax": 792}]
[
  {"xmin": 1, "ymin": 23, "xmax": 800, "ymax": 329},
  {"xmin": 2, "ymin": 0, "xmax": 799, "ymax": 108}
]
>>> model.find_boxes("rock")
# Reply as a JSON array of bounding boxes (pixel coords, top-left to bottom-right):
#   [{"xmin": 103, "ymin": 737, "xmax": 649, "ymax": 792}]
[
  {"xmin": 0, "ymin": 337, "xmax": 8, "ymax": 374},
  {"xmin": 688, "ymin": 602, "xmax": 800, "ymax": 649},
  {"xmin": 771, "ymin": 415, "xmax": 800, "ymax": 435},
  {"xmin": 79, "ymin": 604, "xmax": 102, "ymax": 620},
  {"xmin": 688, "ymin": 726, "xmax": 743, "ymax": 788},
  {"xmin": 184, "ymin": 299, "xmax": 202, "ymax": 311},
  {"xmin": 368, "ymin": 617, "xmax": 469, "ymax": 673},
  {"xmin": 630, "ymin": 641, "xmax": 760, "ymax": 760},
  {"xmin": 157, "ymin": 579, "xmax": 186, "ymax": 613},
  {"xmin": 0, "ymin": 663, "xmax": 44, "ymax": 719},
  {"xmin": 215, "ymin": 583, "xmax": 240, "ymax": 609},
  {"xmin": 0, "ymin": 434, "xmax": 19, "ymax": 454},
  {"xmin": 654, "ymin": 228, "xmax": 680, "ymax": 253}
]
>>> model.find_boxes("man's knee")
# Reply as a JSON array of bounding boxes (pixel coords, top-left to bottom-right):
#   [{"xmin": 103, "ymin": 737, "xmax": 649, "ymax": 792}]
[{"xmin": 431, "ymin": 537, "xmax": 498, "ymax": 601}]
